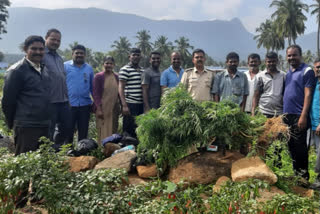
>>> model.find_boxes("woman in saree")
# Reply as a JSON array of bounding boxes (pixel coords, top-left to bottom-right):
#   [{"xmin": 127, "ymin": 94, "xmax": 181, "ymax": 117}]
[{"xmin": 93, "ymin": 56, "xmax": 120, "ymax": 144}]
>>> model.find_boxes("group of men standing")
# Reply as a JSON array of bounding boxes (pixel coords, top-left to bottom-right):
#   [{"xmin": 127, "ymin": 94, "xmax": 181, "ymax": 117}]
[
  {"xmin": 119, "ymin": 45, "xmax": 320, "ymax": 188},
  {"xmin": 2, "ymin": 29, "xmax": 320, "ymax": 192},
  {"xmin": 2, "ymin": 29, "xmax": 94, "ymax": 157}
]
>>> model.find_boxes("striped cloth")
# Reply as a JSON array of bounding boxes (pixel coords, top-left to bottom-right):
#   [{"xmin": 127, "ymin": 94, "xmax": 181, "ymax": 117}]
[{"xmin": 119, "ymin": 63, "xmax": 143, "ymax": 104}]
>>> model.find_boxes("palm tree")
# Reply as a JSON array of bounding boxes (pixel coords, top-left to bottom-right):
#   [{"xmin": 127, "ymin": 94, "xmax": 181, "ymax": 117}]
[
  {"xmin": 111, "ymin": 36, "xmax": 131, "ymax": 67},
  {"xmin": 154, "ymin": 35, "xmax": 173, "ymax": 56},
  {"xmin": 154, "ymin": 35, "xmax": 173, "ymax": 69},
  {"xmin": 303, "ymin": 50, "xmax": 315, "ymax": 64},
  {"xmin": 311, "ymin": 0, "xmax": 320, "ymax": 57},
  {"xmin": 0, "ymin": 0, "xmax": 10, "ymax": 39},
  {"xmin": 254, "ymin": 19, "xmax": 285, "ymax": 52},
  {"xmin": 135, "ymin": 30, "xmax": 152, "ymax": 67},
  {"xmin": 270, "ymin": 0, "xmax": 309, "ymax": 45},
  {"xmin": 174, "ymin": 36, "xmax": 194, "ymax": 67}
]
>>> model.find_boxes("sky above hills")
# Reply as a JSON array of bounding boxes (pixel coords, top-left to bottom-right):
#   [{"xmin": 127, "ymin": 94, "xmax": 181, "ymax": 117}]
[{"xmin": 10, "ymin": 0, "xmax": 317, "ymax": 34}]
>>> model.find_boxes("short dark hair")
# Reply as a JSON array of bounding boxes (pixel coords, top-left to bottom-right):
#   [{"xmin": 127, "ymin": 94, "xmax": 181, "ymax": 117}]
[
  {"xmin": 192, "ymin": 49, "xmax": 205, "ymax": 57},
  {"xmin": 247, "ymin": 53, "xmax": 260, "ymax": 61},
  {"xmin": 45, "ymin": 28, "xmax": 61, "ymax": 39},
  {"xmin": 130, "ymin": 48, "xmax": 141, "ymax": 54},
  {"xmin": 286, "ymin": 44, "xmax": 302, "ymax": 56},
  {"xmin": 103, "ymin": 56, "xmax": 115, "ymax": 64},
  {"xmin": 24, "ymin": 35, "xmax": 45, "ymax": 50},
  {"xmin": 150, "ymin": 51, "xmax": 161, "ymax": 57},
  {"xmin": 226, "ymin": 52, "xmax": 239, "ymax": 61},
  {"xmin": 265, "ymin": 52, "xmax": 278, "ymax": 59},
  {"xmin": 314, "ymin": 58, "xmax": 320, "ymax": 64},
  {"xmin": 72, "ymin": 44, "xmax": 86, "ymax": 53}
]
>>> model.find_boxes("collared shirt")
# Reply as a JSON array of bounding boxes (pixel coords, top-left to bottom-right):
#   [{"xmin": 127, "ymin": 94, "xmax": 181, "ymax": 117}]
[
  {"xmin": 244, "ymin": 71, "xmax": 258, "ymax": 112},
  {"xmin": 141, "ymin": 67, "xmax": 161, "ymax": 109},
  {"xmin": 25, "ymin": 57, "xmax": 42, "ymax": 73},
  {"xmin": 283, "ymin": 63, "xmax": 316, "ymax": 115},
  {"xmin": 211, "ymin": 70, "xmax": 249, "ymax": 105},
  {"xmin": 42, "ymin": 47, "xmax": 69, "ymax": 103},
  {"xmin": 119, "ymin": 63, "xmax": 143, "ymax": 104},
  {"xmin": 64, "ymin": 60, "xmax": 94, "ymax": 107},
  {"xmin": 255, "ymin": 70, "xmax": 286, "ymax": 116},
  {"xmin": 160, "ymin": 66, "xmax": 184, "ymax": 88},
  {"xmin": 310, "ymin": 81, "xmax": 320, "ymax": 130},
  {"xmin": 181, "ymin": 67, "xmax": 215, "ymax": 102}
]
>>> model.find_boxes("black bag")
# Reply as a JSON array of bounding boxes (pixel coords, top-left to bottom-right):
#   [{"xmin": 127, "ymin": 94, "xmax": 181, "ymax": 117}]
[{"xmin": 67, "ymin": 139, "xmax": 98, "ymax": 157}]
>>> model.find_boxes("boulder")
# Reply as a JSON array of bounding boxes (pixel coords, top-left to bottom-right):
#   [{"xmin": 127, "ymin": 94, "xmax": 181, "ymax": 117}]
[
  {"xmin": 292, "ymin": 186, "xmax": 314, "ymax": 198},
  {"xmin": 256, "ymin": 186, "xmax": 285, "ymax": 203},
  {"xmin": 103, "ymin": 143, "xmax": 121, "ymax": 157},
  {"xmin": 137, "ymin": 164, "xmax": 158, "ymax": 178},
  {"xmin": 231, "ymin": 156, "xmax": 277, "ymax": 184},
  {"xmin": 0, "ymin": 136, "xmax": 15, "ymax": 153},
  {"xmin": 127, "ymin": 174, "xmax": 148, "ymax": 185},
  {"xmin": 168, "ymin": 151, "xmax": 244, "ymax": 184},
  {"xmin": 94, "ymin": 150, "xmax": 137, "ymax": 172},
  {"xmin": 213, "ymin": 176, "xmax": 231, "ymax": 193},
  {"xmin": 68, "ymin": 156, "xmax": 99, "ymax": 172}
]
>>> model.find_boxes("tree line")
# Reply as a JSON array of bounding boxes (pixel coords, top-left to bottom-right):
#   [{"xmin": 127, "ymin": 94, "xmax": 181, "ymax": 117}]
[{"xmin": 57, "ymin": 31, "xmax": 222, "ymax": 73}]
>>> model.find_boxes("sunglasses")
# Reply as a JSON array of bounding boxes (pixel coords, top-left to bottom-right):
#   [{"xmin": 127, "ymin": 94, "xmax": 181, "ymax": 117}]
[{"xmin": 316, "ymin": 66, "xmax": 320, "ymax": 69}]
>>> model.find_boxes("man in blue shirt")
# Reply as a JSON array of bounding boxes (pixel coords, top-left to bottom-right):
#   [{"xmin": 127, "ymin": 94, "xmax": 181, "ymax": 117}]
[
  {"xmin": 65, "ymin": 45, "xmax": 94, "ymax": 143},
  {"xmin": 283, "ymin": 44, "xmax": 316, "ymax": 181},
  {"xmin": 160, "ymin": 52, "xmax": 184, "ymax": 91}
]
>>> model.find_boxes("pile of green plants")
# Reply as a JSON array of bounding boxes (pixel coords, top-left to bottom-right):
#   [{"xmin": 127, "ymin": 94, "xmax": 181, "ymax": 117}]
[{"xmin": 136, "ymin": 85, "xmax": 267, "ymax": 169}]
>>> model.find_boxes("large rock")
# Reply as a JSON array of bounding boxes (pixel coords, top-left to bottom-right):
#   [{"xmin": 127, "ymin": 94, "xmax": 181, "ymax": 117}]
[
  {"xmin": 256, "ymin": 186, "xmax": 285, "ymax": 203},
  {"xmin": 94, "ymin": 150, "xmax": 137, "ymax": 172},
  {"xmin": 168, "ymin": 151, "xmax": 244, "ymax": 184},
  {"xmin": 231, "ymin": 156, "xmax": 277, "ymax": 184},
  {"xmin": 68, "ymin": 156, "xmax": 99, "ymax": 172},
  {"xmin": 0, "ymin": 136, "xmax": 15, "ymax": 153},
  {"xmin": 137, "ymin": 164, "xmax": 158, "ymax": 178},
  {"xmin": 213, "ymin": 176, "xmax": 231, "ymax": 193},
  {"xmin": 292, "ymin": 186, "xmax": 314, "ymax": 198},
  {"xmin": 127, "ymin": 174, "xmax": 148, "ymax": 185}
]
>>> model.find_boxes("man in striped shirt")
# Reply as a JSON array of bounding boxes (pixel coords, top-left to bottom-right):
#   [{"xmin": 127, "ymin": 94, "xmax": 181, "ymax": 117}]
[{"xmin": 119, "ymin": 48, "xmax": 144, "ymax": 138}]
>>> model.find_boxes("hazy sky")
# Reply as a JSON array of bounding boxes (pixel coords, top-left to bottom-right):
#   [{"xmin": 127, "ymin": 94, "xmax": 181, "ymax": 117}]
[{"xmin": 10, "ymin": 0, "xmax": 318, "ymax": 34}]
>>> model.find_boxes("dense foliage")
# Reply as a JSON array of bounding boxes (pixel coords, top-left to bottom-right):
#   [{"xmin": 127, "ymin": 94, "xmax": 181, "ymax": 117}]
[{"xmin": 136, "ymin": 85, "xmax": 267, "ymax": 169}]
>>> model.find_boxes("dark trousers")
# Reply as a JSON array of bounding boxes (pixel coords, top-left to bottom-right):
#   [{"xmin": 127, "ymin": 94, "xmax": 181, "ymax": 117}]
[
  {"xmin": 283, "ymin": 114, "xmax": 309, "ymax": 180},
  {"xmin": 49, "ymin": 102, "xmax": 72, "ymax": 145},
  {"xmin": 123, "ymin": 103, "xmax": 144, "ymax": 138},
  {"xmin": 68, "ymin": 105, "xmax": 91, "ymax": 143},
  {"xmin": 13, "ymin": 126, "xmax": 49, "ymax": 207},
  {"xmin": 14, "ymin": 126, "xmax": 49, "ymax": 156}
]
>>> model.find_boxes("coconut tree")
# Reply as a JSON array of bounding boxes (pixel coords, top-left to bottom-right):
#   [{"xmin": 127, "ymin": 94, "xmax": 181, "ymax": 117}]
[
  {"xmin": 111, "ymin": 36, "xmax": 131, "ymax": 67},
  {"xmin": 254, "ymin": 19, "xmax": 285, "ymax": 52},
  {"xmin": 174, "ymin": 36, "xmax": 194, "ymax": 67},
  {"xmin": 154, "ymin": 35, "xmax": 173, "ymax": 57},
  {"xmin": 311, "ymin": 0, "xmax": 320, "ymax": 57},
  {"xmin": 135, "ymin": 30, "xmax": 152, "ymax": 67},
  {"xmin": 270, "ymin": 0, "xmax": 309, "ymax": 45},
  {"xmin": 154, "ymin": 35, "xmax": 173, "ymax": 69},
  {"xmin": 0, "ymin": 0, "xmax": 10, "ymax": 39}
]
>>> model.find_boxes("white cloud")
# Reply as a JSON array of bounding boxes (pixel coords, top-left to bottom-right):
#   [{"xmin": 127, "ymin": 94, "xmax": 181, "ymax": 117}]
[
  {"xmin": 201, "ymin": 0, "xmax": 242, "ymax": 19},
  {"xmin": 241, "ymin": 7, "xmax": 272, "ymax": 34}
]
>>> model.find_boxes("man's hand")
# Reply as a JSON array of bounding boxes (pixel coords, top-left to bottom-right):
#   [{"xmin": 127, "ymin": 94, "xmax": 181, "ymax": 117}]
[
  {"xmin": 96, "ymin": 109, "xmax": 104, "ymax": 119},
  {"xmin": 122, "ymin": 105, "xmax": 130, "ymax": 116},
  {"xmin": 316, "ymin": 125, "xmax": 320, "ymax": 136},
  {"xmin": 298, "ymin": 115, "xmax": 307, "ymax": 130}
]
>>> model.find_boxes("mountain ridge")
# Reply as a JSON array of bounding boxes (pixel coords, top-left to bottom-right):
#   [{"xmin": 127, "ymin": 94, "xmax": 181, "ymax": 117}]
[{"xmin": 0, "ymin": 7, "xmax": 317, "ymax": 61}]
